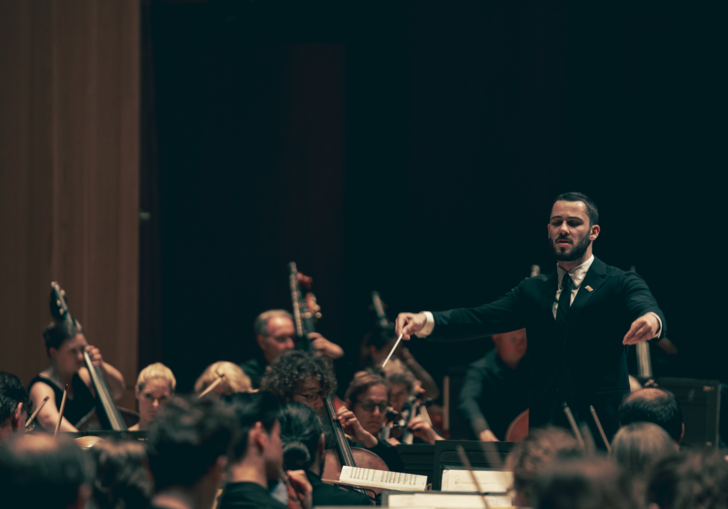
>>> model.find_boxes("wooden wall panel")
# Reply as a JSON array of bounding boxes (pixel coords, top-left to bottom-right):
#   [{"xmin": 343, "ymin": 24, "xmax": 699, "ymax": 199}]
[{"xmin": 0, "ymin": 0, "xmax": 140, "ymax": 408}]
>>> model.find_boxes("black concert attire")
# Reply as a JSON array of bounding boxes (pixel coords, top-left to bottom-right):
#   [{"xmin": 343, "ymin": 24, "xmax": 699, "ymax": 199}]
[
  {"xmin": 347, "ymin": 437, "xmax": 405, "ymax": 472},
  {"xmin": 306, "ymin": 470, "xmax": 372, "ymax": 506},
  {"xmin": 239, "ymin": 355, "xmax": 268, "ymax": 390},
  {"xmin": 459, "ymin": 349, "xmax": 530, "ymax": 440},
  {"xmin": 427, "ymin": 257, "xmax": 666, "ymax": 442},
  {"xmin": 216, "ymin": 481, "xmax": 287, "ymax": 509},
  {"xmin": 27, "ymin": 373, "xmax": 95, "ymax": 429}
]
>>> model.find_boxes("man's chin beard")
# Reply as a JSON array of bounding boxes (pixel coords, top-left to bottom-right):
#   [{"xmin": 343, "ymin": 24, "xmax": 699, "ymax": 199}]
[{"xmin": 551, "ymin": 237, "xmax": 590, "ymax": 262}]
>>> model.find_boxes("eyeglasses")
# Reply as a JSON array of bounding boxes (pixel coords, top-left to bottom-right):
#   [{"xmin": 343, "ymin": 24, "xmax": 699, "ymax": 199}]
[
  {"xmin": 357, "ymin": 400, "xmax": 388, "ymax": 413},
  {"xmin": 296, "ymin": 391, "xmax": 324, "ymax": 402}
]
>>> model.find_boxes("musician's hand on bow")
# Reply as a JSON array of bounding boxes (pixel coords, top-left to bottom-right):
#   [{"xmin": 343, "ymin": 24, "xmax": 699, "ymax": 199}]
[
  {"xmin": 622, "ymin": 313, "xmax": 660, "ymax": 345},
  {"xmin": 308, "ymin": 333, "xmax": 344, "ymax": 360},
  {"xmin": 395, "ymin": 312, "xmax": 427, "ymax": 340},
  {"xmin": 335, "ymin": 406, "xmax": 377, "ymax": 448},
  {"xmin": 408, "ymin": 415, "xmax": 442, "ymax": 444},
  {"xmin": 479, "ymin": 429, "xmax": 499, "ymax": 442},
  {"xmin": 285, "ymin": 470, "xmax": 313, "ymax": 509},
  {"xmin": 85, "ymin": 345, "xmax": 103, "ymax": 367}
]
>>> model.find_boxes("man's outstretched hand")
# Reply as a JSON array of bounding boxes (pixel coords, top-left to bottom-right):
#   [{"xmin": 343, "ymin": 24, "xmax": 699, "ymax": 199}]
[
  {"xmin": 395, "ymin": 312, "xmax": 427, "ymax": 340},
  {"xmin": 623, "ymin": 313, "xmax": 660, "ymax": 345}
]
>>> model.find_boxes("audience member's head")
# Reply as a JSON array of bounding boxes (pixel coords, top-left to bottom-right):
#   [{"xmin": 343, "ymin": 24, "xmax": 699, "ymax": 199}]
[
  {"xmin": 620, "ymin": 388, "xmax": 684, "ymax": 442},
  {"xmin": 0, "ymin": 371, "xmax": 30, "ymax": 440},
  {"xmin": 225, "ymin": 391, "xmax": 282, "ymax": 484},
  {"xmin": 254, "ymin": 309, "xmax": 297, "ymax": 364},
  {"xmin": 146, "ymin": 396, "xmax": 238, "ymax": 504},
  {"xmin": 195, "ymin": 361, "xmax": 252, "ymax": 399},
  {"xmin": 647, "ymin": 449, "xmax": 728, "ymax": 509},
  {"xmin": 505, "ymin": 427, "xmax": 584, "ymax": 507},
  {"xmin": 532, "ymin": 457, "xmax": 637, "ymax": 509},
  {"xmin": 0, "ymin": 433, "xmax": 91, "ymax": 508},
  {"xmin": 611, "ymin": 422, "xmax": 678, "ymax": 503},
  {"xmin": 90, "ymin": 439, "xmax": 153, "ymax": 509},
  {"xmin": 278, "ymin": 402, "xmax": 324, "ymax": 474},
  {"xmin": 135, "ymin": 362, "xmax": 176, "ymax": 428},
  {"xmin": 345, "ymin": 369, "xmax": 390, "ymax": 436},
  {"xmin": 260, "ymin": 350, "xmax": 336, "ymax": 414}
]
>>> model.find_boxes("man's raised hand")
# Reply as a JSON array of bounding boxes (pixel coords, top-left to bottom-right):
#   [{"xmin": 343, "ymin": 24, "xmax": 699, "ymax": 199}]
[
  {"xmin": 395, "ymin": 312, "xmax": 427, "ymax": 340},
  {"xmin": 623, "ymin": 313, "xmax": 660, "ymax": 345}
]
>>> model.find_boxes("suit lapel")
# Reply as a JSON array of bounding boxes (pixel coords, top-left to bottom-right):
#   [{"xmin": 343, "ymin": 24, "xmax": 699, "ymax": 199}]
[{"xmin": 566, "ymin": 257, "xmax": 607, "ymax": 328}]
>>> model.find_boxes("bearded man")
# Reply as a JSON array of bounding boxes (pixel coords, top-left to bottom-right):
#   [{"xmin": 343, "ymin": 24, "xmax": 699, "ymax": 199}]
[{"xmin": 396, "ymin": 192, "xmax": 666, "ymax": 442}]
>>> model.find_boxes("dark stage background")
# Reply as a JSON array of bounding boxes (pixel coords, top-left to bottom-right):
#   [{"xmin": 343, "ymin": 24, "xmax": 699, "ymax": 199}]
[{"xmin": 140, "ymin": 2, "xmax": 726, "ymax": 393}]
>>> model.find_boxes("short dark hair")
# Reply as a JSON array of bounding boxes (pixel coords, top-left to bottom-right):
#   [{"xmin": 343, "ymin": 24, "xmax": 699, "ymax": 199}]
[
  {"xmin": 505, "ymin": 427, "xmax": 584, "ymax": 507},
  {"xmin": 223, "ymin": 391, "xmax": 280, "ymax": 462},
  {"xmin": 552, "ymin": 192, "xmax": 599, "ymax": 226},
  {"xmin": 260, "ymin": 350, "xmax": 337, "ymax": 402},
  {"xmin": 648, "ymin": 449, "xmax": 728, "ymax": 509},
  {"xmin": 90, "ymin": 439, "xmax": 153, "ymax": 509},
  {"xmin": 0, "ymin": 434, "xmax": 91, "ymax": 507},
  {"xmin": 344, "ymin": 369, "xmax": 391, "ymax": 405},
  {"xmin": 278, "ymin": 402, "xmax": 322, "ymax": 471},
  {"xmin": 532, "ymin": 457, "xmax": 638, "ymax": 509},
  {"xmin": 146, "ymin": 396, "xmax": 238, "ymax": 491},
  {"xmin": 619, "ymin": 388, "xmax": 683, "ymax": 442},
  {"xmin": 387, "ymin": 372, "xmax": 415, "ymax": 395},
  {"xmin": 43, "ymin": 320, "xmax": 82, "ymax": 355},
  {"xmin": 0, "ymin": 371, "xmax": 30, "ymax": 423}
]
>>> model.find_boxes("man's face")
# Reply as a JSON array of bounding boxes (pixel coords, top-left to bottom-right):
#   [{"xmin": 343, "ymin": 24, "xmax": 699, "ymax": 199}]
[
  {"xmin": 292, "ymin": 377, "xmax": 324, "ymax": 414},
  {"xmin": 547, "ymin": 200, "xmax": 599, "ymax": 262},
  {"xmin": 50, "ymin": 333, "xmax": 88, "ymax": 375},
  {"xmin": 263, "ymin": 420, "xmax": 283, "ymax": 482},
  {"xmin": 136, "ymin": 378, "xmax": 172, "ymax": 424},
  {"xmin": 256, "ymin": 316, "xmax": 296, "ymax": 364},
  {"xmin": 389, "ymin": 383, "xmax": 410, "ymax": 414},
  {"xmin": 492, "ymin": 328, "xmax": 527, "ymax": 366},
  {"xmin": 352, "ymin": 384, "xmax": 388, "ymax": 436}
]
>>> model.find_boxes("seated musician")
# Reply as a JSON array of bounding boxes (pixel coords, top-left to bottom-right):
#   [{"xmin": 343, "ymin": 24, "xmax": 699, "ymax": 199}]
[
  {"xmin": 360, "ymin": 328, "xmax": 439, "ymax": 400},
  {"xmin": 279, "ymin": 402, "xmax": 372, "ymax": 506},
  {"xmin": 384, "ymin": 371, "xmax": 443, "ymax": 445},
  {"xmin": 28, "ymin": 321, "xmax": 125, "ymax": 432},
  {"xmin": 0, "ymin": 372, "xmax": 29, "ymax": 440},
  {"xmin": 195, "ymin": 361, "xmax": 252, "ymax": 399},
  {"xmin": 241, "ymin": 310, "xmax": 344, "ymax": 389},
  {"xmin": 218, "ymin": 392, "xmax": 312, "ymax": 509},
  {"xmin": 458, "ymin": 328, "xmax": 529, "ymax": 441},
  {"xmin": 129, "ymin": 362, "xmax": 176, "ymax": 431},
  {"xmin": 146, "ymin": 396, "xmax": 240, "ymax": 509},
  {"xmin": 261, "ymin": 351, "xmax": 403, "ymax": 471}
]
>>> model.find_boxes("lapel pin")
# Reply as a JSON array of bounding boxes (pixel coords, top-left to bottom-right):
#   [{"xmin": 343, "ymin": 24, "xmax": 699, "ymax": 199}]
[{"xmin": 585, "ymin": 285, "xmax": 593, "ymax": 292}]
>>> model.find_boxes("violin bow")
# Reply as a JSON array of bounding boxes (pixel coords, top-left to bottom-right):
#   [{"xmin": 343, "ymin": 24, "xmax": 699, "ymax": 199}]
[
  {"xmin": 24, "ymin": 396, "xmax": 49, "ymax": 430},
  {"xmin": 198, "ymin": 372, "xmax": 226, "ymax": 399},
  {"xmin": 54, "ymin": 385, "xmax": 69, "ymax": 438}
]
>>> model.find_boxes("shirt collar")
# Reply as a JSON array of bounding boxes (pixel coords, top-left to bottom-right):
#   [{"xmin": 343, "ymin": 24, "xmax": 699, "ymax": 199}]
[{"xmin": 557, "ymin": 254, "xmax": 594, "ymax": 289}]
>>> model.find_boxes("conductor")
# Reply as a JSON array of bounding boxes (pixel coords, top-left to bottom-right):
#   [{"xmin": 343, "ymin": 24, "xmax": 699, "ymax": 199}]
[{"xmin": 395, "ymin": 192, "xmax": 666, "ymax": 441}]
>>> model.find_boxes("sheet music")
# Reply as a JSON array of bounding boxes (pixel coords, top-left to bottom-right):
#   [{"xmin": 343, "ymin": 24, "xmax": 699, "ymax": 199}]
[
  {"xmin": 387, "ymin": 493, "xmax": 514, "ymax": 508},
  {"xmin": 440, "ymin": 469, "xmax": 513, "ymax": 493},
  {"xmin": 339, "ymin": 466, "xmax": 427, "ymax": 491}
]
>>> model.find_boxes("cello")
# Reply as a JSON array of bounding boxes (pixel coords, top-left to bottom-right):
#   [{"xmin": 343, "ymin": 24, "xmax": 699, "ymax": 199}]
[
  {"xmin": 49, "ymin": 282, "xmax": 128, "ymax": 432},
  {"xmin": 288, "ymin": 263, "xmax": 388, "ymax": 495}
]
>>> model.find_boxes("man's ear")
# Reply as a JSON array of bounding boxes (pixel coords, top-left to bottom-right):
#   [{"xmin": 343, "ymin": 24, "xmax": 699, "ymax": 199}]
[
  {"xmin": 48, "ymin": 347, "xmax": 58, "ymax": 360},
  {"xmin": 590, "ymin": 224, "xmax": 600, "ymax": 241},
  {"xmin": 252, "ymin": 421, "xmax": 267, "ymax": 452},
  {"xmin": 12, "ymin": 403, "xmax": 24, "ymax": 428}
]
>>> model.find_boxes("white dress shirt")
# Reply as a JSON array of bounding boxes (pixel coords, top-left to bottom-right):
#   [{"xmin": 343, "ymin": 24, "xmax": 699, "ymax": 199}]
[{"xmin": 418, "ymin": 254, "xmax": 661, "ymax": 339}]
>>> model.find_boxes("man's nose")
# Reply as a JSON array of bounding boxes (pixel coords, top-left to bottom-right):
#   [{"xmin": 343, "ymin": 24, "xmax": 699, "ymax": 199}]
[
  {"xmin": 284, "ymin": 339, "xmax": 295, "ymax": 350},
  {"xmin": 152, "ymin": 399, "xmax": 159, "ymax": 408}
]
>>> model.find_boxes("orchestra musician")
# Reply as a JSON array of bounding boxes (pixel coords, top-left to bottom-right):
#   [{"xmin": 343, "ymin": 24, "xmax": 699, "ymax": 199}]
[
  {"xmin": 28, "ymin": 321, "xmax": 125, "ymax": 432},
  {"xmin": 195, "ymin": 361, "xmax": 251, "ymax": 399},
  {"xmin": 240, "ymin": 310, "xmax": 344, "ymax": 389},
  {"xmin": 396, "ymin": 192, "xmax": 667, "ymax": 441},
  {"xmin": 129, "ymin": 362, "xmax": 176, "ymax": 431},
  {"xmin": 459, "ymin": 328, "xmax": 529, "ymax": 441},
  {"xmin": 0, "ymin": 372, "xmax": 29, "ymax": 440}
]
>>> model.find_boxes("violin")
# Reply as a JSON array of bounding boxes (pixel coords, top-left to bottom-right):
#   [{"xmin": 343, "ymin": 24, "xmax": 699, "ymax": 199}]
[
  {"xmin": 49, "ymin": 282, "xmax": 128, "ymax": 431},
  {"xmin": 289, "ymin": 263, "xmax": 389, "ymax": 495}
]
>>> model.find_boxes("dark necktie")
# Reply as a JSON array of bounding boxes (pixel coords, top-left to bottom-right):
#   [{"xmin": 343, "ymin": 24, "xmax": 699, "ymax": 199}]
[{"xmin": 555, "ymin": 273, "xmax": 572, "ymax": 333}]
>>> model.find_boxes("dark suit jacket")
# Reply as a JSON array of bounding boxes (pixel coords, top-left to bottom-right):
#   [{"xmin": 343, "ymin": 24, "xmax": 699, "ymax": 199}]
[{"xmin": 431, "ymin": 257, "xmax": 666, "ymax": 437}]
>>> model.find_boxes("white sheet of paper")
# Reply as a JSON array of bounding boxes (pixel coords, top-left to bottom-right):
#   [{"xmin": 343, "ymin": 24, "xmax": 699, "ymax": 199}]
[
  {"xmin": 339, "ymin": 466, "xmax": 427, "ymax": 492},
  {"xmin": 440, "ymin": 469, "xmax": 513, "ymax": 493},
  {"xmin": 387, "ymin": 492, "xmax": 514, "ymax": 508}
]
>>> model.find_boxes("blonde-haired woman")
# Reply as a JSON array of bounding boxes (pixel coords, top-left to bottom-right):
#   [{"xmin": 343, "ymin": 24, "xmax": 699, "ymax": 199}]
[
  {"xmin": 195, "ymin": 361, "xmax": 252, "ymax": 399},
  {"xmin": 129, "ymin": 363, "xmax": 176, "ymax": 431}
]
